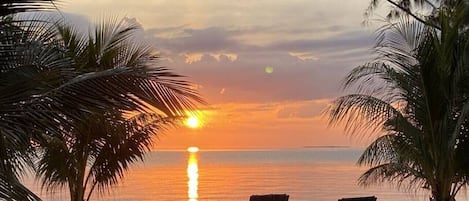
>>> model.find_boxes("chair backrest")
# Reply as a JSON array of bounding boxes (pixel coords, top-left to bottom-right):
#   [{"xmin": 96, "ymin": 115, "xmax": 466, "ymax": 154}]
[
  {"xmin": 249, "ymin": 194, "xmax": 289, "ymax": 201},
  {"xmin": 338, "ymin": 196, "xmax": 377, "ymax": 201}
]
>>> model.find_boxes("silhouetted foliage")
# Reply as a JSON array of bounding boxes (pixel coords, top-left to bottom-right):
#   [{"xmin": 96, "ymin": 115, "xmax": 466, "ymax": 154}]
[
  {"xmin": 329, "ymin": 2, "xmax": 469, "ymax": 201},
  {"xmin": 0, "ymin": 1, "xmax": 203, "ymax": 200}
]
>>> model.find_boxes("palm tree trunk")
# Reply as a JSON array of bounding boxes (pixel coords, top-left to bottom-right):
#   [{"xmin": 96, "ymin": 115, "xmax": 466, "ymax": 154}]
[
  {"xmin": 69, "ymin": 174, "xmax": 85, "ymax": 201},
  {"xmin": 69, "ymin": 155, "xmax": 86, "ymax": 201},
  {"xmin": 431, "ymin": 183, "xmax": 454, "ymax": 201}
]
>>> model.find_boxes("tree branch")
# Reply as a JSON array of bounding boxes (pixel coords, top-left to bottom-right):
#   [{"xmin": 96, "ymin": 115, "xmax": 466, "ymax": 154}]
[
  {"xmin": 386, "ymin": 0, "xmax": 441, "ymax": 29},
  {"xmin": 423, "ymin": 0, "xmax": 437, "ymax": 10}
]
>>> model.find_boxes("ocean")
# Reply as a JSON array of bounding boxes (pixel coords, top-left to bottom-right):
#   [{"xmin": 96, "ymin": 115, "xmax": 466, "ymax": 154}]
[{"xmin": 23, "ymin": 148, "xmax": 469, "ymax": 201}]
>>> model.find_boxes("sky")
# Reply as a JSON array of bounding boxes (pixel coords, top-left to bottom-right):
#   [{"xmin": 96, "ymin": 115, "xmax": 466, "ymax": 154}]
[{"xmin": 60, "ymin": 0, "xmax": 384, "ymax": 149}]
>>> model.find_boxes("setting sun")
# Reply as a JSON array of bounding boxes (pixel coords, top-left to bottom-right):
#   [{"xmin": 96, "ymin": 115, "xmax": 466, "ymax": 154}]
[
  {"xmin": 187, "ymin": 146, "xmax": 199, "ymax": 153},
  {"xmin": 185, "ymin": 116, "xmax": 200, "ymax": 128}
]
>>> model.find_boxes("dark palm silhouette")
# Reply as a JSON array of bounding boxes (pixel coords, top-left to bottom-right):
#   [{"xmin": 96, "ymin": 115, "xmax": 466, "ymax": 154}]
[
  {"xmin": 0, "ymin": 1, "xmax": 68, "ymax": 200},
  {"xmin": 329, "ymin": 2, "xmax": 469, "ymax": 201},
  {"xmin": 0, "ymin": 0, "xmax": 58, "ymax": 16},
  {"xmin": 0, "ymin": 1, "xmax": 203, "ymax": 200},
  {"xmin": 365, "ymin": 0, "xmax": 469, "ymax": 29},
  {"xmin": 35, "ymin": 19, "xmax": 202, "ymax": 201}
]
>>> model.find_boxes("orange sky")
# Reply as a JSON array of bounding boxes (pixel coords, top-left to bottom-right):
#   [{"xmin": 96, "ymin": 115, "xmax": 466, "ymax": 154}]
[
  {"xmin": 155, "ymin": 100, "xmax": 370, "ymax": 150},
  {"xmin": 61, "ymin": 0, "xmax": 383, "ymax": 149}
]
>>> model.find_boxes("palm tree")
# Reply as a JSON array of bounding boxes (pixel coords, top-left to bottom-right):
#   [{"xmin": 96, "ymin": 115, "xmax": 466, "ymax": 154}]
[
  {"xmin": 37, "ymin": 111, "xmax": 174, "ymax": 201},
  {"xmin": 0, "ymin": 1, "xmax": 202, "ymax": 200},
  {"xmin": 34, "ymin": 18, "xmax": 202, "ymax": 201},
  {"xmin": 0, "ymin": 1, "xmax": 71, "ymax": 200},
  {"xmin": 328, "ymin": 3, "xmax": 469, "ymax": 201}
]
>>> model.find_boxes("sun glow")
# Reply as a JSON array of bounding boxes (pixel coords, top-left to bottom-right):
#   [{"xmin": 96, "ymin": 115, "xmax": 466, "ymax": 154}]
[
  {"xmin": 182, "ymin": 110, "xmax": 212, "ymax": 130},
  {"xmin": 185, "ymin": 116, "xmax": 200, "ymax": 128},
  {"xmin": 187, "ymin": 146, "xmax": 199, "ymax": 153}
]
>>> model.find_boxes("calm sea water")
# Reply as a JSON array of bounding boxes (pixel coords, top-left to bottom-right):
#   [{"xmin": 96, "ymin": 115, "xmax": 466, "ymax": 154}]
[{"xmin": 23, "ymin": 148, "xmax": 469, "ymax": 201}]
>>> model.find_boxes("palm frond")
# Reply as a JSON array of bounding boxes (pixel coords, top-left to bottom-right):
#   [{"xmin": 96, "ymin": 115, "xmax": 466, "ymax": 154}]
[
  {"xmin": 329, "ymin": 3, "xmax": 469, "ymax": 199},
  {"xmin": 35, "ymin": 134, "xmax": 70, "ymax": 191},
  {"xmin": 34, "ymin": 16, "xmax": 204, "ymax": 201},
  {"xmin": 0, "ymin": 0, "xmax": 59, "ymax": 17},
  {"xmin": 328, "ymin": 94, "xmax": 401, "ymax": 137},
  {"xmin": 43, "ymin": 65, "xmax": 202, "ymax": 118},
  {"xmin": 364, "ymin": 0, "xmax": 440, "ymax": 27},
  {"xmin": 84, "ymin": 113, "xmax": 177, "ymax": 199},
  {"xmin": 358, "ymin": 162, "xmax": 426, "ymax": 191},
  {"xmin": 0, "ymin": 174, "xmax": 41, "ymax": 201}
]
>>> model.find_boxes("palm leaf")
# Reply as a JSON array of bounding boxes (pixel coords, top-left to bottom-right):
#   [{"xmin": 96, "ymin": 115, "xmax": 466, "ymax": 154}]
[
  {"xmin": 0, "ymin": 0, "xmax": 59, "ymax": 17},
  {"xmin": 329, "ymin": 4, "xmax": 469, "ymax": 200},
  {"xmin": 34, "ymin": 17, "xmax": 204, "ymax": 201}
]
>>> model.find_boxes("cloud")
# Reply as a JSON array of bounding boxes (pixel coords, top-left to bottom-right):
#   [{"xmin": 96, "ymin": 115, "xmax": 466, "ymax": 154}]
[
  {"xmin": 209, "ymin": 53, "xmax": 238, "ymax": 62},
  {"xmin": 144, "ymin": 24, "xmax": 374, "ymax": 61},
  {"xmin": 144, "ymin": 24, "xmax": 190, "ymax": 38},
  {"xmin": 266, "ymin": 31, "xmax": 374, "ymax": 53},
  {"xmin": 57, "ymin": 0, "xmax": 382, "ymax": 149},
  {"xmin": 55, "ymin": 9, "xmax": 375, "ymax": 105},
  {"xmin": 151, "ymin": 27, "xmax": 240, "ymax": 53},
  {"xmin": 183, "ymin": 53, "xmax": 204, "ymax": 64},
  {"xmin": 177, "ymin": 52, "xmax": 239, "ymax": 64},
  {"xmin": 289, "ymin": 52, "xmax": 320, "ymax": 61},
  {"xmin": 276, "ymin": 99, "xmax": 330, "ymax": 119},
  {"xmin": 213, "ymin": 99, "xmax": 330, "ymax": 120},
  {"xmin": 147, "ymin": 25, "xmax": 374, "ymax": 54}
]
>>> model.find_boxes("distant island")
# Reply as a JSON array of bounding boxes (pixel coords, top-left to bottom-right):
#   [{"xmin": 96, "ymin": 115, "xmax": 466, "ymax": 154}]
[{"xmin": 303, "ymin": 145, "xmax": 350, "ymax": 149}]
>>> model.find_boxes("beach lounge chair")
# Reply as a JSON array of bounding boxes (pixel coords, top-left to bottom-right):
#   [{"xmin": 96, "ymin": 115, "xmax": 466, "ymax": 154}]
[
  {"xmin": 338, "ymin": 196, "xmax": 377, "ymax": 201},
  {"xmin": 249, "ymin": 194, "xmax": 289, "ymax": 201}
]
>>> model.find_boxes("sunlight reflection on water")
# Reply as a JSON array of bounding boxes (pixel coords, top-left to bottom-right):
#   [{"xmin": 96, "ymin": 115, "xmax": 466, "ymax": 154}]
[
  {"xmin": 21, "ymin": 149, "xmax": 469, "ymax": 201},
  {"xmin": 187, "ymin": 151, "xmax": 199, "ymax": 201}
]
